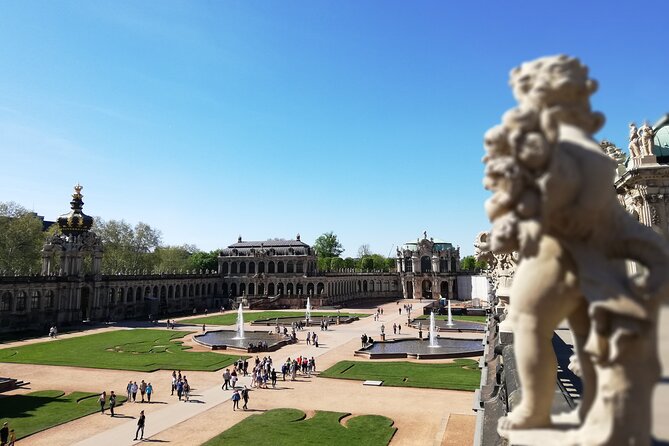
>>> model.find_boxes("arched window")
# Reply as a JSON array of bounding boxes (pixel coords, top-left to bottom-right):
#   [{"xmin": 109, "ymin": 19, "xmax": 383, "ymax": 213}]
[
  {"xmin": 451, "ymin": 258, "xmax": 457, "ymax": 272},
  {"xmin": 45, "ymin": 290, "xmax": 55, "ymax": 308},
  {"xmin": 248, "ymin": 283, "xmax": 255, "ymax": 295},
  {"xmin": 363, "ymin": 281, "xmax": 368, "ymax": 292},
  {"xmin": 421, "ymin": 256, "xmax": 432, "ymax": 273},
  {"xmin": 277, "ymin": 283, "xmax": 284, "ymax": 294},
  {"xmin": 222, "ymin": 262, "xmax": 229, "ymax": 274},
  {"xmin": 287, "ymin": 262, "xmax": 294, "ymax": 273},
  {"xmin": 31, "ymin": 290, "xmax": 41, "ymax": 309},
  {"xmin": 286, "ymin": 283, "xmax": 294, "ymax": 294},
  {"xmin": 249, "ymin": 262, "xmax": 256, "ymax": 274},
  {"xmin": 127, "ymin": 288, "xmax": 134, "ymax": 303},
  {"xmin": 258, "ymin": 262, "xmax": 265, "ymax": 273},
  {"xmin": 278, "ymin": 261, "xmax": 284, "ymax": 273},
  {"xmin": 240, "ymin": 283, "xmax": 246, "ymax": 295},
  {"xmin": 240, "ymin": 262, "xmax": 247, "ymax": 274},
  {"xmin": 189, "ymin": 284, "xmax": 194, "ymax": 297},
  {"xmin": 1, "ymin": 292, "xmax": 12, "ymax": 312},
  {"xmin": 404, "ymin": 258, "xmax": 413, "ymax": 273},
  {"xmin": 317, "ymin": 283, "xmax": 324, "ymax": 294},
  {"xmin": 231, "ymin": 262, "xmax": 238, "ymax": 274},
  {"xmin": 296, "ymin": 283, "xmax": 303, "ymax": 294},
  {"xmin": 268, "ymin": 261, "xmax": 275, "ymax": 273},
  {"xmin": 296, "ymin": 262, "xmax": 303, "ymax": 273}
]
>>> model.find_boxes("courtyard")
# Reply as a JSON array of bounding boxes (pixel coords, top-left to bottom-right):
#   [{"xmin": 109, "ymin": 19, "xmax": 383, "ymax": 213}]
[{"xmin": 0, "ymin": 300, "xmax": 480, "ymax": 445}]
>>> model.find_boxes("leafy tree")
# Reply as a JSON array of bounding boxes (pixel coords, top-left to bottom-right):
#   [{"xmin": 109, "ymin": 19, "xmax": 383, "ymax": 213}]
[
  {"xmin": 343, "ymin": 257, "xmax": 356, "ymax": 269},
  {"xmin": 94, "ymin": 218, "xmax": 162, "ymax": 273},
  {"xmin": 385, "ymin": 257, "xmax": 396, "ymax": 271},
  {"xmin": 0, "ymin": 202, "xmax": 44, "ymax": 274},
  {"xmin": 154, "ymin": 245, "xmax": 194, "ymax": 272},
  {"xmin": 317, "ymin": 256, "xmax": 333, "ymax": 272},
  {"xmin": 360, "ymin": 256, "xmax": 374, "ymax": 271},
  {"xmin": 330, "ymin": 257, "xmax": 345, "ymax": 270},
  {"xmin": 189, "ymin": 250, "xmax": 219, "ymax": 272},
  {"xmin": 313, "ymin": 232, "xmax": 344, "ymax": 258},
  {"xmin": 460, "ymin": 255, "xmax": 486, "ymax": 271}
]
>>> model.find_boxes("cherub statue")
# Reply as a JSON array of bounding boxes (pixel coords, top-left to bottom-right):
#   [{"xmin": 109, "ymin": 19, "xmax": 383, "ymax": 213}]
[
  {"xmin": 484, "ymin": 55, "xmax": 669, "ymax": 444},
  {"xmin": 628, "ymin": 122, "xmax": 641, "ymax": 158},
  {"xmin": 639, "ymin": 121, "xmax": 655, "ymax": 156}
]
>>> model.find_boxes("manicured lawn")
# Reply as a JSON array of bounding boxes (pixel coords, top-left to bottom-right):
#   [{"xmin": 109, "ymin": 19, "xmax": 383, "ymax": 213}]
[
  {"xmin": 202, "ymin": 408, "xmax": 396, "ymax": 446},
  {"xmin": 0, "ymin": 390, "xmax": 127, "ymax": 440},
  {"xmin": 0, "ymin": 329, "xmax": 240, "ymax": 372},
  {"xmin": 319, "ymin": 359, "xmax": 480, "ymax": 391},
  {"xmin": 415, "ymin": 314, "xmax": 487, "ymax": 324},
  {"xmin": 184, "ymin": 311, "xmax": 369, "ymax": 326}
]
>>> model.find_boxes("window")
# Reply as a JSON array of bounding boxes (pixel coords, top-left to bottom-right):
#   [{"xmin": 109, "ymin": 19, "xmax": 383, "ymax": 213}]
[{"xmin": 31, "ymin": 291, "xmax": 41, "ymax": 310}]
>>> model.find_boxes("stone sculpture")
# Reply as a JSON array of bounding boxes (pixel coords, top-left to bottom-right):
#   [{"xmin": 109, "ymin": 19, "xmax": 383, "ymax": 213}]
[
  {"xmin": 628, "ymin": 122, "xmax": 641, "ymax": 158},
  {"xmin": 483, "ymin": 54, "xmax": 669, "ymax": 444},
  {"xmin": 639, "ymin": 121, "xmax": 655, "ymax": 156}
]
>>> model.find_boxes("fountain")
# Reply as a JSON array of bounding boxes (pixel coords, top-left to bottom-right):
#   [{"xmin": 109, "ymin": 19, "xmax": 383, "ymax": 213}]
[
  {"xmin": 429, "ymin": 312, "xmax": 438, "ymax": 347},
  {"xmin": 234, "ymin": 303, "xmax": 245, "ymax": 339},
  {"xmin": 305, "ymin": 296, "xmax": 311, "ymax": 323},
  {"xmin": 446, "ymin": 299, "xmax": 455, "ymax": 327}
]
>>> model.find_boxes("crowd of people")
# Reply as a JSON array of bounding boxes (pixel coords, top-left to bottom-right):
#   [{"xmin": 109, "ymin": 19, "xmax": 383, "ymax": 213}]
[{"xmin": 170, "ymin": 370, "xmax": 192, "ymax": 402}]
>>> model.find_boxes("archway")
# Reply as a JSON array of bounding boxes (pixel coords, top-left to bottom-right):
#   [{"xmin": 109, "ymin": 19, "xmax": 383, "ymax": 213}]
[
  {"xmin": 277, "ymin": 283, "xmax": 284, "ymax": 295},
  {"xmin": 422, "ymin": 279, "xmax": 433, "ymax": 299},
  {"xmin": 440, "ymin": 281, "xmax": 449, "ymax": 299},
  {"xmin": 406, "ymin": 281, "xmax": 413, "ymax": 299},
  {"xmin": 286, "ymin": 283, "xmax": 294, "ymax": 295}
]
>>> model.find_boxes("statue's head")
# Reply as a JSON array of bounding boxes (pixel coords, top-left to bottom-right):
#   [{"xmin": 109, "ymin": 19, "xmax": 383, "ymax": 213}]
[{"xmin": 510, "ymin": 55, "xmax": 603, "ymax": 133}]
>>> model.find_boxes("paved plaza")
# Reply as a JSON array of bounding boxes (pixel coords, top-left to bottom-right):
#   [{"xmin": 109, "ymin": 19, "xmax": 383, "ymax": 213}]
[{"xmin": 0, "ymin": 300, "xmax": 478, "ymax": 445}]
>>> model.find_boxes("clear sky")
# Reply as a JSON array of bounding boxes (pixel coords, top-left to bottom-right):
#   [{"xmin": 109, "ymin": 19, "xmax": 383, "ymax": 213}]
[{"xmin": 1, "ymin": 1, "xmax": 668, "ymax": 256}]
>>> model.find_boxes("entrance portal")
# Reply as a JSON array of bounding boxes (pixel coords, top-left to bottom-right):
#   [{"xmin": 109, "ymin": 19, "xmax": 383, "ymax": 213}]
[{"xmin": 422, "ymin": 280, "xmax": 433, "ymax": 299}]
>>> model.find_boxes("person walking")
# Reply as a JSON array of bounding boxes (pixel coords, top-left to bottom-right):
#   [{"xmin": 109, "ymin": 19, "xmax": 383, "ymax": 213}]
[
  {"xmin": 183, "ymin": 379, "xmax": 190, "ymax": 402},
  {"xmin": 131, "ymin": 382, "xmax": 138, "ymax": 402},
  {"xmin": 134, "ymin": 410, "xmax": 145, "ymax": 441},
  {"xmin": 126, "ymin": 380, "xmax": 133, "ymax": 400},
  {"xmin": 98, "ymin": 391, "xmax": 106, "ymax": 414},
  {"xmin": 222, "ymin": 369, "xmax": 231, "ymax": 390},
  {"xmin": 171, "ymin": 372, "xmax": 177, "ymax": 396},
  {"xmin": 231, "ymin": 389, "xmax": 241, "ymax": 411},
  {"xmin": 1, "ymin": 422, "xmax": 9, "ymax": 446},
  {"xmin": 176, "ymin": 379, "xmax": 184, "ymax": 401},
  {"xmin": 140, "ymin": 380, "xmax": 147, "ymax": 403},
  {"xmin": 109, "ymin": 391, "xmax": 117, "ymax": 417},
  {"xmin": 241, "ymin": 386, "xmax": 249, "ymax": 410},
  {"xmin": 146, "ymin": 383, "xmax": 153, "ymax": 403},
  {"xmin": 7, "ymin": 429, "xmax": 15, "ymax": 446}
]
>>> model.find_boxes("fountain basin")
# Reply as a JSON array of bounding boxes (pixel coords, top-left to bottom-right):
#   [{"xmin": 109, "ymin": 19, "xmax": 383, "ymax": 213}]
[
  {"xmin": 410, "ymin": 319, "xmax": 485, "ymax": 333},
  {"xmin": 194, "ymin": 330, "xmax": 295, "ymax": 353},
  {"xmin": 355, "ymin": 337, "xmax": 483, "ymax": 360},
  {"xmin": 251, "ymin": 315, "xmax": 358, "ymax": 326}
]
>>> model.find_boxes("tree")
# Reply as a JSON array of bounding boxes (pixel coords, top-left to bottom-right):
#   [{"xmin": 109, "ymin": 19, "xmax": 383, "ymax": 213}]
[
  {"xmin": 385, "ymin": 257, "xmax": 396, "ymax": 271},
  {"xmin": 360, "ymin": 256, "xmax": 374, "ymax": 271},
  {"xmin": 94, "ymin": 218, "xmax": 162, "ymax": 273},
  {"xmin": 460, "ymin": 255, "xmax": 476, "ymax": 271},
  {"xmin": 313, "ymin": 232, "xmax": 344, "ymax": 258},
  {"xmin": 189, "ymin": 250, "xmax": 219, "ymax": 272},
  {"xmin": 357, "ymin": 244, "xmax": 371, "ymax": 257},
  {"xmin": 343, "ymin": 257, "xmax": 356, "ymax": 269},
  {"xmin": 330, "ymin": 257, "xmax": 345, "ymax": 270},
  {"xmin": 0, "ymin": 202, "xmax": 44, "ymax": 274},
  {"xmin": 154, "ymin": 245, "xmax": 194, "ymax": 272},
  {"xmin": 317, "ymin": 256, "xmax": 332, "ymax": 272}
]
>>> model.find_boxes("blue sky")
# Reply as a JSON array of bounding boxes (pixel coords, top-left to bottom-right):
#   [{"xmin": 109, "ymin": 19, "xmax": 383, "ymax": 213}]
[{"xmin": 1, "ymin": 1, "xmax": 668, "ymax": 256}]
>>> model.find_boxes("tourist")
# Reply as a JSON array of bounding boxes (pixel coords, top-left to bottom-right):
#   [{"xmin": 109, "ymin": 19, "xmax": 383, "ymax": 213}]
[
  {"xmin": 171, "ymin": 373, "xmax": 177, "ymax": 396},
  {"xmin": 231, "ymin": 389, "xmax": 241, "ymax": 410},
  {"xmin": 98, "ymin": 391, "xmax": 106, "ymax": 414},
  {"xmin": 131, "ymin": 381, "xmax": 138, "ymax": 402},
  {"xmin": 361, "ymin": 333, "xmax": 367, "ymax": 347},
  {"xmin": 399, "ymin": 308, "xmax": 402, "ymax": 315},
  {"xmin": 222, "ymin": 368, "xmax": 231, "ymax": 390},
  {"xmin": 243, "ymin": 359, "xmax": 249, "ymax": 376},
  {"xmin": 393, "ymin": 323, "xmax": 397, "ymax": 334},
  {"xmin": 271, "ymin": 368, "xmax": 277, "ymax": 387},
  {"xmin": 231, "ymin": 369, "xmax": 238, "ymax": 388},
  {"xmin": 313, "ymin": 333, "xmax": 319, "ymax": 347},
  {"xmin": 127, "ymin": 380, "xmax": 133, "ymax": 400},
  {"xmin": 176, "ymin": 379, "xmax": 184, "ymax": 401},
  {"xmin": 109, "ymin": 391, "xmax": 117, "ymax": 417},
  {"xmin": 398, "ymin": 325, "xmax": 401, "ymax": 334},
  {"xmin": 146, "ymin": 383, "xmax": 153, "ymax": 402},
  {"xmin": 306, "ymin": 331, "xmax": 311, "ymax": 345},
  {"xmin": 134, "ymin": 410, "xmax": 145, "ymax": 441},
  {"xmin": 241, "ymin": 386, "xmax": 249, "ymax": 410},
  {"xmin": 1, "ymin": 422, "xmax": 9, "ymax": 446},
  {"xmin": 140, "ymin": 380, "xmax": 147, "ymax": 403},
  {"xmin": 183, "ymin": 378, "xmax": 190, "ymax": 402},
  {"xmin": 202, "ymin": 324, "xmax": 206, "ymax": 332}
]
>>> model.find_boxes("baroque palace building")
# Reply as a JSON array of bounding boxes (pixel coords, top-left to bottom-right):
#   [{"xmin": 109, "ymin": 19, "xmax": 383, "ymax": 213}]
[{"xmin": 0, "ymin": 186, "xmax": 466, "ymax": 333}]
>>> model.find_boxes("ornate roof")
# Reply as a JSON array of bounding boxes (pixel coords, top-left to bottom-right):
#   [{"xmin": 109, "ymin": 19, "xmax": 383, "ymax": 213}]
[{"xmin": 57, "ymin": 184, "xmax": 94, "ymax": 236}]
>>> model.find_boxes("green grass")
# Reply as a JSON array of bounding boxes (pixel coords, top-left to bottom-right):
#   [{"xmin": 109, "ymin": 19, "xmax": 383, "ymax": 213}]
[
  {"xmin": 0, "ymin": 390, "xmax": 127, "ymax": 440},
  {"xmin": 0, "ymin": 329, "xmax": 241, "ymax": 372},
  {"xmin": 319, "ymin": 359, "xmax": 481, "ymax": 391},
  {"xmin": 201, "ymin": 408, "xmax": 396, "ymax": 446},
  {"xmin": 184, "ymin": 311, "xmax": 369, "ymax": 326},
  {"xmin": 415, "ymin": 315, "xmax": 487, "ymax": 323}
]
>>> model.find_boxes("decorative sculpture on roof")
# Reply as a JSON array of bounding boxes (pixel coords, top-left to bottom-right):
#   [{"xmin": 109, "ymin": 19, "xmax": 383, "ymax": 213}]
[
  {"xmin": 628, "ymin": 122, "xmax": 641, "ymax": 158},
  {"xmin": 483, "ymin": 55, "xmax": 669, "ymax": 444},
  {"xmin": 639, "ymin": 121, "xmax": 655, "ymax": 156}
]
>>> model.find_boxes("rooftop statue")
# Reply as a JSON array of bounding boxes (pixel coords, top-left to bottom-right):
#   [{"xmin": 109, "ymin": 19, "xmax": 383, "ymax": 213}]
[
  {"xmin": 483, "ymin": 55, "xmax": 669, "ymax": 444},
  {"xmin": 639, "ymin": 121, "xmax": 655, "ymax": 157},
  {"xmin": 628, "ymin": 122, "xmax": 641, "ymax": 158}
]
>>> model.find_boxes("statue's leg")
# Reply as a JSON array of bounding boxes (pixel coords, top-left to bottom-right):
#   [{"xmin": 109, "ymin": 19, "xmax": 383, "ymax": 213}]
[
  {"xmin": 566, "ymin": 300, "xmax": 594, "ymax": 421},
  {"xmin": 498, "ymin": 236, "xmax": 581, "ymax": 432}
]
